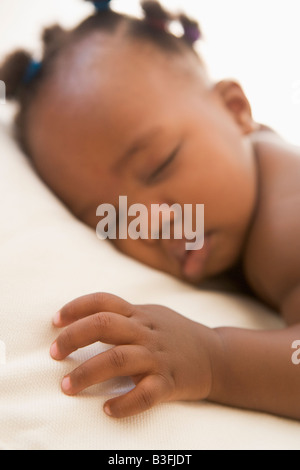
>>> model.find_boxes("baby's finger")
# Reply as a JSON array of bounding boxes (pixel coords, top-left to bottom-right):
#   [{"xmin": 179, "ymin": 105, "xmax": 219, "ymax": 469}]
[
  {"xmin": 61, "ymin": 345, "xmax": 154, "ymax": 395},
  {"xmin": 53, "ymin": 292, "xmax": 135, "ymax": 327},
  {"xmin": 50, "ymin": 311, "xmax": 139, "ymax": 360},
  {"xmin": 104, "ymin": 375, "xmax": 171, "ymax": 419}
]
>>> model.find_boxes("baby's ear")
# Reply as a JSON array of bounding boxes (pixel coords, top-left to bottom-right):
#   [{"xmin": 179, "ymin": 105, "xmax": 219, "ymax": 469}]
[{"xmin": 213, "ymin": 80, "xmax": 259, "ymax": 135}]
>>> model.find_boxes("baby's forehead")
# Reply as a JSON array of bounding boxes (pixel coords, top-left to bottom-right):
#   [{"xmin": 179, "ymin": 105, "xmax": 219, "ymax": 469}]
[
  {"xmin": 52, "ymin": 28, "xmax": 204, "ymax": 97},
  {"xmin": 28, "ymin": 28, "xmax": 209, "ymax": 179},
  {"xmin": 35, "ymin": 31, "xmax": 204, "ymax": 140}
]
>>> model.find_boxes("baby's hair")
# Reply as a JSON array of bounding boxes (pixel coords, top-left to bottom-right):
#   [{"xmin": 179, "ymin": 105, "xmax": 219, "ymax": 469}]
[{"xmin": 0, "ymin": 0, "xmax": 202, "ymax": 156}]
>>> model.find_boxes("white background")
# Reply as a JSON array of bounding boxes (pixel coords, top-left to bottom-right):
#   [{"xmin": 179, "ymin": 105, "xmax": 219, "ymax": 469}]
[{"xmin": 1, "ymin": 0, "xmax": 300, "ymax": 145}]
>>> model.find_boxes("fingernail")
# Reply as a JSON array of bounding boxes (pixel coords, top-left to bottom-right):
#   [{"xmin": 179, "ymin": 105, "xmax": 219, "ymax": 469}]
[
  {"xmin": 104, "ymin": 404, "xmax": 113, "ymax": 417},
  {"xmin": 50, "ymin": 342, "xmax": 58, "ymax": 359},
  {"xmin": 61, "ymin": 376, "xmax": 72, "ymax": 394},
  {"xmin": 53, "ymin": 310, "xmax": 61, "ymax": 326}
]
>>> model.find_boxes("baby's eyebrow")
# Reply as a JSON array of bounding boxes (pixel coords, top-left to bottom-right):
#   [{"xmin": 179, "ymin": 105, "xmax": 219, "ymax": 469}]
[{"xmin": 112, "ymin": 126, "xmax": 163, "ymax": 172}]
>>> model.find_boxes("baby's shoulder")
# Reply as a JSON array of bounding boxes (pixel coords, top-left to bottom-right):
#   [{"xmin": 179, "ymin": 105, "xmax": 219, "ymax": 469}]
[{"xmin": 243, "ymin": 131, "xmax": 300, "ymax": 309}]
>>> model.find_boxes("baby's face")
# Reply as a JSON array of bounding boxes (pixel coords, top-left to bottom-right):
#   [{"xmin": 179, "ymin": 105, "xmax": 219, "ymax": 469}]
[{"xmin": 28, "ymin": 34, "xmax": 257, "ymax": 285}]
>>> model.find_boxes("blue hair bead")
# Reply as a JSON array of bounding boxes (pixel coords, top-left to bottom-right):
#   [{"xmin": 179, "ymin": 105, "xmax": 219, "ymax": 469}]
[
  {"xmin": 92, "ymin": 0, "xmax": 111, "ymax": 11},
  {"xmin": 22, "ymin": 60, "xmax": 42, "ymax": 84}
]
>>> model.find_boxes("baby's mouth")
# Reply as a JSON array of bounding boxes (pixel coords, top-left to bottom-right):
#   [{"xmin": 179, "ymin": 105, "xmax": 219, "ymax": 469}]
[{"xmin": 180, "ymin": 232, "xmax": 213, "ymax": 281}]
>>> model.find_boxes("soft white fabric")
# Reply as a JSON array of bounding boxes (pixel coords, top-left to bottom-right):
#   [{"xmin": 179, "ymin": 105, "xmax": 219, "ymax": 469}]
[{"xmin": 1, "ymin": 121, "xmax": 300, "ymax": 450}]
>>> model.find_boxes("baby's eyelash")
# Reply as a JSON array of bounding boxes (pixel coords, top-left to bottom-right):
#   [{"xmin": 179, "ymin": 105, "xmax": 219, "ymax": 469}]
[{"xmin": 148, "ymin": 143, "xmax": 181, "ymax": 183}]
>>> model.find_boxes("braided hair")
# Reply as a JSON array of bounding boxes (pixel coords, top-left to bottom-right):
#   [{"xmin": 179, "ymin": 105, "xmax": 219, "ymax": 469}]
[{"xmin": 0, "ymin": 0, "xmax": 203, "ymax": 156}]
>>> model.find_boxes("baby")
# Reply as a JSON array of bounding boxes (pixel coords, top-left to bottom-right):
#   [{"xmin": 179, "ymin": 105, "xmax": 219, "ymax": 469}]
[{"xmin": 1, "ymin": 0, "xmax": 300, "ymax": 420}]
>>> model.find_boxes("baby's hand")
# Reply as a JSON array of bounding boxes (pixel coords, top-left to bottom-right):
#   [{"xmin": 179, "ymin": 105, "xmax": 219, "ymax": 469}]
[{"xmin": 50, "ymin": 293, "xmax": 220, "ymax": 418}]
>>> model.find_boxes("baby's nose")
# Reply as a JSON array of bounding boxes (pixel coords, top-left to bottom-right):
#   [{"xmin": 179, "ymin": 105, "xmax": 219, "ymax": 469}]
[{"xmin": 134, "ymin": 202, "xmax": 182, "ymax": 244}]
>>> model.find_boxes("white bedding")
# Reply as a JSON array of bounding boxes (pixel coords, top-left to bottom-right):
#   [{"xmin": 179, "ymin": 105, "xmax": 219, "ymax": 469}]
[{"xmin": 1, "ymin": 0, "xmax": 300, "ymax": 451}]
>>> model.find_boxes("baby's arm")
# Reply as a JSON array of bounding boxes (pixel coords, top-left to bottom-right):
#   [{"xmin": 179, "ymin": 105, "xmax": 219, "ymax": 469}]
[
  {"xmin": 50, "ymin": 292, "xmax": 300, "ymax": 419},
  {"xmin": 211, "ymin": 323, "xmax": 300, "ymax": 419},
  {"xmin": 210, "ymin": 284, "xmax": 300, "ymax": 419}
]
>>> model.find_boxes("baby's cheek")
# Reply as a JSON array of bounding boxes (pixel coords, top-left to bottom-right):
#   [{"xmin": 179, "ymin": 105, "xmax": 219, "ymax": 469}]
[{"xmin": 111, "ymin": 238, "xmax": 178, "ymax": 276}]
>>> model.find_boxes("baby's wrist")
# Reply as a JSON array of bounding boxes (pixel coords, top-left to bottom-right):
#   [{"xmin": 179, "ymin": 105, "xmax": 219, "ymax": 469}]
[{"xmin": 206, "ymin": 327, "xmax": 227, "ymax": 402}]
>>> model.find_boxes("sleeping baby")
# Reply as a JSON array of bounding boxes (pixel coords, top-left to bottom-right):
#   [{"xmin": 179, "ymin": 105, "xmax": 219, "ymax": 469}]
[{"xmin": 1, "ymin": 0, "xmax": 300, "ymax": 419}]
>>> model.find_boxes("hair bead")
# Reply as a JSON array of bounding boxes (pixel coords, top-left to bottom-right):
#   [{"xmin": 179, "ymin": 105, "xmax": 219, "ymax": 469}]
[
  {"xmin": 179, "ymin": 14, "xmax": 202, "ymax": 45},
  {"xmin": 182, "ymin": 25, "xmax": 202, "ymax": 44},
  {"xmin": 91, "ymin": 0, "xmax": 112, "ymax": 12},
  {"xmin": 22, "ymin": 60, "xmax": 42, "ymax": 84}
]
